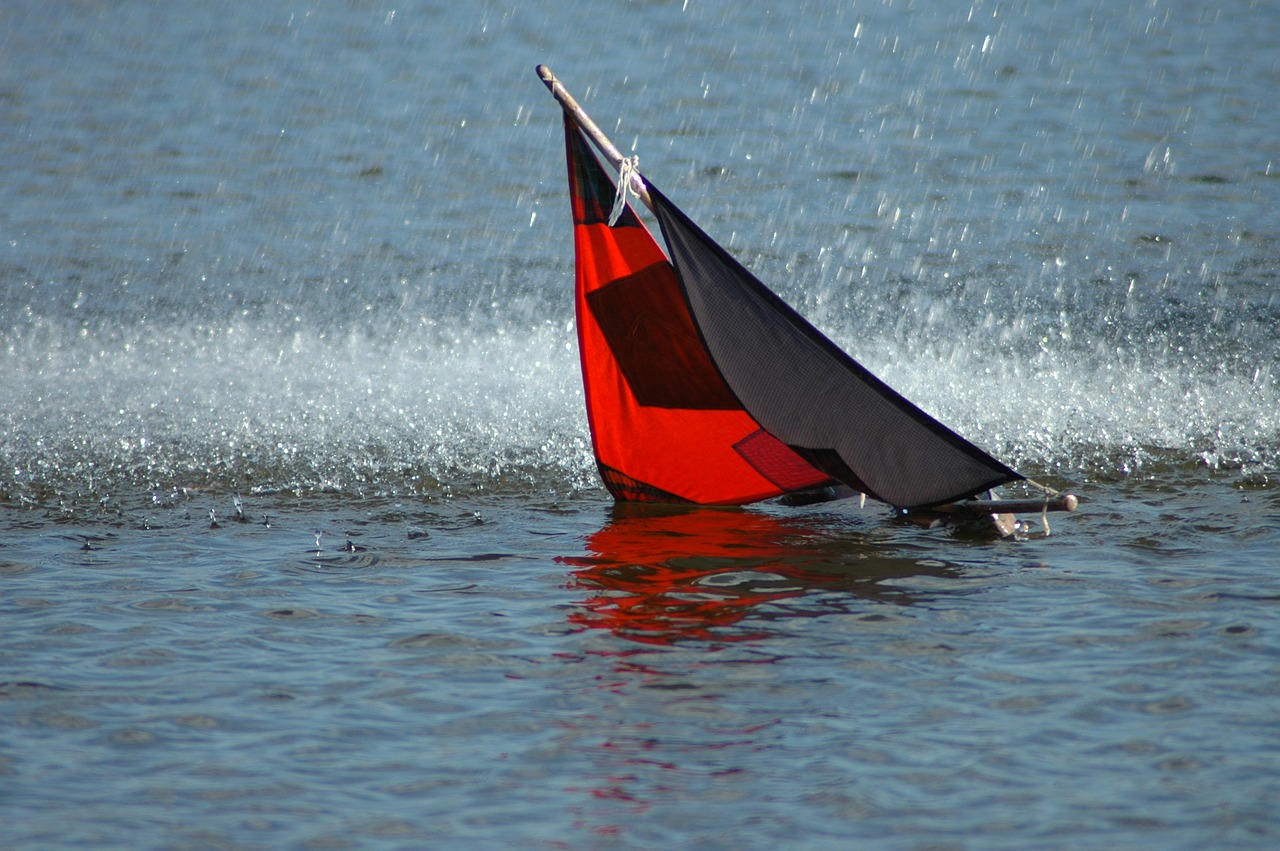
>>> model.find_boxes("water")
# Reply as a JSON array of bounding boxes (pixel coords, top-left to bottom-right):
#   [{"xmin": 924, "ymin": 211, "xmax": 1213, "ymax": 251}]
[{"xmin": 2, "ymin": 1, "xmax": 1278, "ymax": 847}]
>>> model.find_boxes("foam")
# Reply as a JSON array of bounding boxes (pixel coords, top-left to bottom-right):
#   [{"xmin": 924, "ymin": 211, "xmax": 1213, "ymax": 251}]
[{"xmin": 4, "ymin": 290, "xmax": 1276, "ymax": 500}]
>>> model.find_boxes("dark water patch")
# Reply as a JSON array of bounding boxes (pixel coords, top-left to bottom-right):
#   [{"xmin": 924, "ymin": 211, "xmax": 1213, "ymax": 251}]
[
  {"xmin": 388, "ymin": 632, "xmax": 514, "ymax": 651},
  {"xmin": 99, "ymin": 649, "xmax": 176, "ymax": 669},
  {"xmin": 415, "ymin": 584, "xmax": 480, "ymax": 594},
  {"xmin": 129, "ymin": 597, "xmax": 219, "ymax": 614},
  {"xmin": 42, "ymin": 622, "xmax": 101, "ymax": 636},
  {"xmin": 262, "ymin": 607, "xmax": 322, "ymax": 620},
  {"xmin": 0, "ymin": 681, "xmax": 65, "ymax": 698}
]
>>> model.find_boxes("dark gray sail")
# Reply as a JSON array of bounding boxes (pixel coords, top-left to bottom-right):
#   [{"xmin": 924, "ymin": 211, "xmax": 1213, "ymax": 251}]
[{"xmin": 647, "ymin": 182, "xmax": 1022, "ymax": 509}]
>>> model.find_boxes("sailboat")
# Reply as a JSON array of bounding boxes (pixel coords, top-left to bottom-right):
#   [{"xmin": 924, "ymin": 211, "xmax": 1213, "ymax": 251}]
[{"xmin": 537, "ymin": 65, "xmax": 1077, "ymax": 536}]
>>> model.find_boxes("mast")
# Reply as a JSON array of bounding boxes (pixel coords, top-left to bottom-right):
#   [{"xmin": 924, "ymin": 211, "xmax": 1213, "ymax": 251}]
[{"xmin": 536, "ymin": 65, "xmax": 653, "ymax": 212}]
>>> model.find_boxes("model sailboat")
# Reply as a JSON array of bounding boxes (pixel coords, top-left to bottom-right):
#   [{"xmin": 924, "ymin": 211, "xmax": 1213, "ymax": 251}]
[{"xmin": 537, "ymin": 65, "xmax": 1076, "ymax": 533}]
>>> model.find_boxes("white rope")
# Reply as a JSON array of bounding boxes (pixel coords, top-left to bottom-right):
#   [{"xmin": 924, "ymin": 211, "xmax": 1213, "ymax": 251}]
[
  {"xmin": 1025, "ymin": 478, "xmax": 1056, "ymax": 536},
  {"xmin": 608, "ymin": 155, "xmax": 640, "ymax": 227}
]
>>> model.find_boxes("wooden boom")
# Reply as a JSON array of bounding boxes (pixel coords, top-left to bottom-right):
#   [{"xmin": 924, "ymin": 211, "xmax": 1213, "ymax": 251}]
[{"xmin": 903, "ymin": 493, "xmax": 1079, "ymax": 537}]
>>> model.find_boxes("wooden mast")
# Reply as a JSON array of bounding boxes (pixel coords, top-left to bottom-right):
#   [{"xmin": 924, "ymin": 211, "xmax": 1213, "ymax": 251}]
[{"xmin": 536, "ymin": 65, "xmax": 653, "ymax": 212}]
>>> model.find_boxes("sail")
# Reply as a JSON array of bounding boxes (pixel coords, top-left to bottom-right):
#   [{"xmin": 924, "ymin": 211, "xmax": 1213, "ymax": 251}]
[
  {"xmin": 647, "ymin": 184, "xmax": 1023, "ymax": 508},
  {"xmin": 562, "ymin": 114, "xmax": 1022, "ymax": 509},
  {"xmin": 564, "ymin": 117, "xmax": 834, "ymax": 504}
]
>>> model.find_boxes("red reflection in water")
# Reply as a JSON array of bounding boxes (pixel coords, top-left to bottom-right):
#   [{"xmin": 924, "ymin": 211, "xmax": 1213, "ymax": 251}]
[
  {"xmin": 554, "ymin": 505, "xmax": 961, "ymax": 839},
  {"xmin": 559, "ymin": 504, "xmax": 854, "ymax": 645}
]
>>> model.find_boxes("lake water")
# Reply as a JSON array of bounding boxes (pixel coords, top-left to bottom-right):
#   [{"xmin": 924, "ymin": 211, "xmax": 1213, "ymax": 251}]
[{"xmin": 3, "ymin": 1, "xmax": 1279, "ymax": 848}]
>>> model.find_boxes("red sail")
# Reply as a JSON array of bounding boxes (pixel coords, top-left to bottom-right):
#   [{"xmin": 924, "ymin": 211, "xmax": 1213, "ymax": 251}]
[{"xmin": 564, "ymin": 117, "xmax": 832, "ymax": 503}]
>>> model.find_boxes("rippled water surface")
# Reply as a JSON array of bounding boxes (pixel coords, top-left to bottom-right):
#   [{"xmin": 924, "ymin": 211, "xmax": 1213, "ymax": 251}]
[{"xmin": 3, "ymin": 1, "xmax": 1279, "ymax": 848}]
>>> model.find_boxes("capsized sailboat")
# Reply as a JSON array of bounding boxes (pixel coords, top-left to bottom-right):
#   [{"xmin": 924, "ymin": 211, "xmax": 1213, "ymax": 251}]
[{"xmin": 537, "ymin": 65, "xmax": 1077, "ymax": 535}]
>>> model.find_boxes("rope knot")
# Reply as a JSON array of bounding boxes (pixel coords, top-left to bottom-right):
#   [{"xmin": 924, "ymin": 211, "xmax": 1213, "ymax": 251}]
[{"xmin": 608, "ymin": 156, "xmax": 640, "ymax": 226}]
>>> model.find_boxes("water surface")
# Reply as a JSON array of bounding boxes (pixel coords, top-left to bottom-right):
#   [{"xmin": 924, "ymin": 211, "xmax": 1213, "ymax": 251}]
[{"xmin": 2, "ymin": 1, "xmax": 1278, "ymax": 848}]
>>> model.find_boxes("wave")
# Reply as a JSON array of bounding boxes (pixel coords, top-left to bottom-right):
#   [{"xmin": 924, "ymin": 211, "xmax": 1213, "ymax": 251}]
[
  {"xmin": 2, "ymin": 314, "xmax": 592, "ymax": 502},
  {"xmin": 3, "ymin": 287, "xmax": 1275, "ymax": 505}
]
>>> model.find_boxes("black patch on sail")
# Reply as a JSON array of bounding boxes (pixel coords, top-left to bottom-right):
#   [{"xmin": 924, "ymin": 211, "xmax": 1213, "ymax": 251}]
[
  {"xmin": 586, "ymin": 263, "xmax": 741, "ymax": 411},
  {"xmin": 596, "ymin": 462, "xmax": 691, "ymax": 503},
  {"xmin": 646, "ymin": 182, "xmax": 1022, "ymax": 509}
]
